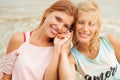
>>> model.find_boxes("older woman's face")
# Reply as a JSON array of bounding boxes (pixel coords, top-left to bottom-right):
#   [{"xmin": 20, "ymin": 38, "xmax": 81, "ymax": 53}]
[
  {"xmin": 42, "ymin": 11, "xmax": 74, "ymax": 38},
  {"xmin": 75, "ymin": 11, "xmax": 98, "ymax": 43}
]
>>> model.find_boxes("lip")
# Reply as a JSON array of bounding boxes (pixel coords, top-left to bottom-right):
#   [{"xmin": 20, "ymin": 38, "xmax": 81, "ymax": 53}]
[
  {"xmin": 50, "ymin": 25, "xmax": 59, "ymax": 35},
  {"xmin": 78, "ymin": 32, "xmax": 90, "ymax": 38}
]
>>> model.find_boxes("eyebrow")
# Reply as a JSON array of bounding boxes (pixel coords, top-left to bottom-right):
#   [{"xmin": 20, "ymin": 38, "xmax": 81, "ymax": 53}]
[
  {"xmin": 56, "ymin": 15, "xmax": 71, "ymax": 29},
  {"xmin": 56, "ymin": 16, "xmax": 62, "ymax": 22}
]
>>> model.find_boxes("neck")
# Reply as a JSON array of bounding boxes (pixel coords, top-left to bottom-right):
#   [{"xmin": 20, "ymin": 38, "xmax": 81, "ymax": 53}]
[
  {"xmin": 75, "ymin": 41, "xmax": 100, "ymax": 59},
  {"xmin": 30, "ymin": 27, "xmax": 53, "ymax": 47},
  {"xmin": 76, "ymin": 42, "xmax": 90, "ymax": 51}
]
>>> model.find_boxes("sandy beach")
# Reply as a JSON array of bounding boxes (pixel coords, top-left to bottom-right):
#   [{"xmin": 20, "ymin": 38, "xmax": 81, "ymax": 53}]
[{"xmin": 0, "ymin": 0, "xmax": 120, "ymax": 69}]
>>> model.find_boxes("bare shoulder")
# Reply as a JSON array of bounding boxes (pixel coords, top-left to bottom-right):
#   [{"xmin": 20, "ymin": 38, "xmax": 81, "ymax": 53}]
[
  {"xmin": 106, "ymin": 34, "xmax": 120, "ymax": 49},
  {"xmin": 107, "ymin": 34, "xmax": 120, "ymax": 62},
  {"xmin": 6, "ymin": 32, "xmax": 24, "ymax": 54},
  {"xmin": 68, "ymin": 53, "xmax": 76, "ymax": 65}
]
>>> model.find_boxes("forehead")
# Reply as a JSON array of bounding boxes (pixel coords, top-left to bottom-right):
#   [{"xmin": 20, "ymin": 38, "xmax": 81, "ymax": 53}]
[
  {"xmin": 50, "ymin": 11, "xmax": 74, "ymax": 24},
  {"xmin": 78, "ymin": 11, "xmax": 97, "ymax": 22}
]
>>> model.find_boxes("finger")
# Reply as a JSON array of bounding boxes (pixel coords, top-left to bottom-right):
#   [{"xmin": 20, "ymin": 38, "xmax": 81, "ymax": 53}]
[
  {"xmin": 65, "ymin": 31, "xmax": 73, "ymax": 43},
  {"xmin": 57, "ymin": 32, "xmax": 71, "ymax": 39}
]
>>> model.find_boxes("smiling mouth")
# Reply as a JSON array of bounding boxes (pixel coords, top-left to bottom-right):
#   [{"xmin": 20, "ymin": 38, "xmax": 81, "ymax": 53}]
[
  {"xmin": 79, "ymin": 32, "xmax": 90, "ymax": 38},
  {"xmin": 50, "ymin": 25, "xmax": 60, "ymax": 35}
]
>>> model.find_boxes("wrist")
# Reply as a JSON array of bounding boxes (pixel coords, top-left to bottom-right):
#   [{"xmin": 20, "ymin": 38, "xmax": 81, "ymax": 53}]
[
  {"xmin": 54, "ymin": 46, "xmax": 61, "ymax": 56},
  {"xmin": 61, "ymin": 52, "xmax": 68, "ymax": 56}
]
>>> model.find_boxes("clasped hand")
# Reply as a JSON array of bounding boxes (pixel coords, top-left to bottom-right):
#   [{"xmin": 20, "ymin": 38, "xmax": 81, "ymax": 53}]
[{"xmin": 54, "ymin": 30, "xmax": 73, "ymax": 56}]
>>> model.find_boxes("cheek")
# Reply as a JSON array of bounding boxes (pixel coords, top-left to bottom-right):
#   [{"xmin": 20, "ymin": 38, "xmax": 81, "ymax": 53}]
[
  {"xmin": 74, "ymin": 27, "xmax": 79, "ymax": 36},
  {"xmin": 44, "ymin": 16, "xmax": 55, "ymax": 24},
  {"xmin": 90, "ymin": 28, "xmax": 98, "ymax": 38},
  {"xmin": 91, "ymin": 26, "xmax": 97, "ymax": 33},
  {"xmin": 93, "ymin": 29, "xmax": 97, "ymax": 34},
  {"xmin": 75, "ymin": 29, "xmax": 80, "ymax": 38},
  {"xmin": 75, "ymin": 25, "xmax": 81, "ymax": 31},
  {"xmin": 43, "ymin": 18, "xmax": 49, "ymax": 25}
]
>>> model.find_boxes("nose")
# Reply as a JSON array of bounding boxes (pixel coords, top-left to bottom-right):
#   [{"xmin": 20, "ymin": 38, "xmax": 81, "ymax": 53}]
[
  {"xmin": 82, "ymin": 23, "xmax": 89, "ymax": 31},
  {"xmin": 57, "ymin": 23, "xmax": 64, "ymax": 33}
]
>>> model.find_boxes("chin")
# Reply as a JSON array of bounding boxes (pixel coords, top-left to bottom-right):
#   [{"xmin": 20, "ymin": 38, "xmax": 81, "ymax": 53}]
[
  {"xmin": 78, "ymin": 38, "xmax": 90, "ymax": 43},
  {"xmin": 48, "ymin": 32, "xmax": 56, "ymax": 38}
]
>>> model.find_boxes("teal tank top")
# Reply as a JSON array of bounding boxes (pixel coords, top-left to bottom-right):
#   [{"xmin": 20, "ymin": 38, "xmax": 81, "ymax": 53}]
[{"xmin": 71, "ymin": 33, "xmax": 120, "ymax": 80}]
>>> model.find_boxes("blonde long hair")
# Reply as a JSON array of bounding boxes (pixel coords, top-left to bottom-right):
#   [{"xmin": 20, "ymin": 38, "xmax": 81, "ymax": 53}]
[{"xmin": 73, "ymin": 0, "xmax": 102, "ymax": 51}]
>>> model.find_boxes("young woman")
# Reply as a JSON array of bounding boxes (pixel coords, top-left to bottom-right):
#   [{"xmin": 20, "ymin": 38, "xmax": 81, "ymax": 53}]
[
  {"xmin": 69, "ymin": 1, "xmax": 120, "ymax": 80},
  {"xmin": 1, "ymin": 0, "xmax": 76, "ymax": 80}
]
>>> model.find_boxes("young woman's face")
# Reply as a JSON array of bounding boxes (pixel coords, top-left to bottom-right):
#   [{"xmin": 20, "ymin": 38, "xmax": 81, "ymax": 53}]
[
  {"xmin": 43, "ymin": 11, "xmax": 74, "ymax": 38},
  {"xmin": 75, "ymin": 11, "xmax": 98, "ymax": 43}
]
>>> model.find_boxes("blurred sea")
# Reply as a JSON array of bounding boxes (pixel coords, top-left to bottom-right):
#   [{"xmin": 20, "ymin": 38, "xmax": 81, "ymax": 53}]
[{"xmin": 0, "ymin": 0, "xmax": 120, "ymax": 69}]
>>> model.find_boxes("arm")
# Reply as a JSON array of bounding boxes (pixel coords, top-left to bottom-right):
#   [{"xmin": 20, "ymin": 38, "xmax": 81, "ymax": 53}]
[
  {"xmin": 107, "ymin": 34, "xmax": 120, "ymax": 63},
  {"xmin": 44, "ymin": 46, "xmax": 61, "ymax": 80},
  {"xmin": 44, "ymin": 31, "xmax": 73, "ymax": 80},
  {"xmin": 59, "ymin": 53, "xmax": 75, "ymax": 80},
  {"xmin": 59, "ymin": 32, "xmax": 75, "ymax": 80},
  {"xmin": 44, "ymin": 34, "xmax": 66, "ymax": 80},
  {"xmin": 3, "ymin": 74, "xmax": 12, "ymax": 80},
  {"xmin": 3, "ymin": 32, "xmax": 24, "ymax": 80}
]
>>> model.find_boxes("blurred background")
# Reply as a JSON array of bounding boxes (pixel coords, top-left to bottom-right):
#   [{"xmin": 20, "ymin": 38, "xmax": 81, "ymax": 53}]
[{"xmin": 0, "ymin": 0, "xmax": 120, "ymax": 69}]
